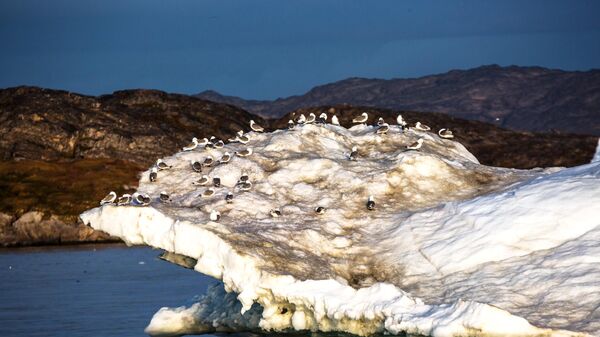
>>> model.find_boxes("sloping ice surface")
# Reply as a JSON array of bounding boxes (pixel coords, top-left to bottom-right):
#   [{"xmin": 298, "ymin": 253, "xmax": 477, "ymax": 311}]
[{"xmin": 81, "ymin": 124, "xmax": 600, "ymax": 337}]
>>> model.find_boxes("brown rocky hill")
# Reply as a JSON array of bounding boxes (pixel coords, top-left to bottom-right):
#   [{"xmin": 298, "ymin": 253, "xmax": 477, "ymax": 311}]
[
  {"xmin": 197, "ymin": 65, "xmax": 600, "ymax": 135},
  {"xmin": 0, "ymin": 87, "xmax": 597, "ymax": 246}
]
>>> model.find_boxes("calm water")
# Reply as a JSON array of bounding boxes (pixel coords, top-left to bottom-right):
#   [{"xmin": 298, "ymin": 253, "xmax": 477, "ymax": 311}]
[{"xmin": 0, "ymin": 244, "xmax": 219, "ymax": 337}]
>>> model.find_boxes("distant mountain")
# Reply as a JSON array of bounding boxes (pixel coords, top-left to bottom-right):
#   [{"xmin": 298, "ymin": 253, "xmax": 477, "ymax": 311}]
[{"xmin": 196, "ymin": 65, "xmax": 600, "ymax": 135}]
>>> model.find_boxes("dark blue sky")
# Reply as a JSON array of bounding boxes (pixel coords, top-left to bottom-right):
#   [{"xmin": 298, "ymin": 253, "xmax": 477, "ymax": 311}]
[{"xmin": 1, "ymin": 0, "xmax": 599, "ymax": 99}]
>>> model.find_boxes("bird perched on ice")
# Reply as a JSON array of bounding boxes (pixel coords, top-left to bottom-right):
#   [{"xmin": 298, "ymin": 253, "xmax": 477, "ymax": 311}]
[
  {"xmin": 331, "ymin": 115, "xmax": 340, "ymax": 125},
  {"xmin": 352, "ymin": 112, "xmax": 368, "ymax": 124},
  {"xmin": 376, "ymin": 123, "xmax": 389, "ymax": 135},
  {"xmin": 396, "ymin": 114, "xmax": 407, "ymax": 127},
  {"xmin": 406, "ymin": 138, "xmax": 424, "ymax": 150},
  {"xmin": 238, "ymin": 181, "xmax": 253, "ymax": 191},
  {"xmin": 238, "ymin": 173, "xmax": 249, "ymax": 184},
  {"xmin": 305, "ymin": 113, "xmax": 316, "ymax": 124},
  {"xmin": 134, "ymin": 193, "xmax": 151, "ymax": 206},
  {"xmin": 288, "ymin": 120, "xmax": 295, "ymax": 130},
  {"xmin": 318, "ymin": 113, "xmax": 327, "ymax": 124},
  {"xmin": 236, "ymin": 132, "xmax": 250, "ymax": 144},
  {"xmin": 156, "ymin": 159, "xmax": 172, "ymax": 170},
  {"xmin": 314, "ymin": 206, "xmax": 326, "ymax": 215},
  {"xmin": 202, "ymin": 188, "xmax": 215, "ymax": 198},
  {"xmin": 191, "ymin": 160, "xmax": 203, "ymax": 172},
  {"xmin": 182, "ymin": 137, "xmax": 199, "ymax": 151},
  {"xmin": 270, "ymin": 208, "xmax": 282, "ymax": 217},
  {"xmin": 296, "ymin": 114, "xmax": 307, "ymax": 124},
  {"xmin": 438, "ymin": 128, "xmax": 454, "ymax": 139},
  {"xmin": 377, "ymin": 117, "xmax": 385, "ymax": 126},
  {"xmin": 415, "ymin": 122, "xmax": 431, "ymax": 131},
  {"xmin": 117, "ymin": 194, "xmax": 132, "ymax": 206},
  {"xmin": 193, "ymin": 175, "xmax": 209, "ymax": 186},
  {"xmin": 100, "ymin": 191, "xmax": 117, "ymax": 205},
  {"xmin": 203, "ymin": 156, "xmax": 214, "ymax": 167},
  {"xmin": 159, "ymin": 191, "xmax": 170, "ymax": 203},
  {"xmin": 250, "ymin": 120, "xmax": 264, "ymax": 132},
  {"xmin": 349, "ymin": 146, "xmax": 358, "ymax": 161},
  {"xmin": 225, "ymin": 192, "xmax": 234, "ymax": 203},
  {"xmin": 366, "ymin": 195, "xmax": 375, "ymax": 211},
  {"xmin": 213, "ymin": 177, "xmax": 221, "ymax": 188},
  {"xmin": 235, "ymin": 148, "xmax": 253, "ymax": 157},
  {"xmin": 210, "ymin": 137, "xmax": 224, "ymax": 148},
  {"xmin": 209, "ymin": 210, "xmax": 221, "ymax": 221},
  {"xmin": 219, "ymin": 152, "xmax": 231, "ymax": 164},
  {"xmin": 149, "ymin": 167, "xmax": 158, "ymax": 182}
]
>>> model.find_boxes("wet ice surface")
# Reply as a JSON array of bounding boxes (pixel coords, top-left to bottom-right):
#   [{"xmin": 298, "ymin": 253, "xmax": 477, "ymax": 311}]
[{"xmin": 81, "ymin": 124, "xmax": 600, "ymax": 337}]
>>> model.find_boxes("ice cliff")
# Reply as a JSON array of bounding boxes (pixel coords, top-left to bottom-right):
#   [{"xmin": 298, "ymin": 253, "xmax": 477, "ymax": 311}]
[{"xmin": 80, "ymin": 123, "xmax": 600, "ymax": 337}]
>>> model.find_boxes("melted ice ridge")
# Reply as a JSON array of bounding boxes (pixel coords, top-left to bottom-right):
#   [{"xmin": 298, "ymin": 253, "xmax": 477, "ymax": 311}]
[{"xmin": 81, "ymin": 124, "xmax": 599, "ymax": 337}]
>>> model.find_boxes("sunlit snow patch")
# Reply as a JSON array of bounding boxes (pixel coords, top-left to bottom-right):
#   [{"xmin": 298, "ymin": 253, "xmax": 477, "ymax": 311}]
[{"xmin": 81, "ymin": 124, "xmax": 600, "ymax": 337}]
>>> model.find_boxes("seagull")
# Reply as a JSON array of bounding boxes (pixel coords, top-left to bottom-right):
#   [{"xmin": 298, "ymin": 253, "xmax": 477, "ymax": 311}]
[
  {"xmin": 366, "ymin": 195, "xmax": 375, "ymax": 211},
  {"xmin": 156, "ymin": 159, "xmax": 172, "ymax": 170},
  {"xmin": 205, "ymin": 140, "xmax": 215, "ymax": 149},
  {"xmin": 314, "ymin": 206, "xmax": 326, "ymax": 215},
  {"xmin": 225, "ymin": 192, "xmax": 234, "ymax": 203},
  {"xmin": 318, "ymin": 113, "xmax": 327, "ymax": 124},
  {"xmin": 203, "ymin": 156, "xmax": 214, "ymax": 167},
  {"xmin": 182, "ymin": 137, "xmax": 199, "ymax": 151},
  {"xmin": 135, "ymin": 193, "xmax": 151, "ymax": 206},
  {"xmin": 250, "ymin": 120, "xmax": 264, "ymax": 132},
  {"xmin": 100, "ymin": 191, "xmax": 117, "ymax": 205},
  {"xmin": 191, "ymin": 160, "xmax": 203, "ymax": 172},
  {"xmin": 396, "ymin": 114, "xmax": 407, "ymax": 127},
  {"xmin": 376, "ymin": 123, "xmax": 389, "ymax": 135},
  {"xmin": 270, "ymin": 208, "xmax": 282, "ymax": 217},
  {"xmin": 305, "ymin": 113, "xmax": 316, "ymax": 124},
  {"xmin": 209, "ymin": 210, "xmax": 221, "ymax": 221},
  {"xmin": 296, "ymin": 114, "xmax": 307, "ymax": 124},
  {"xmin": 238, "ymin": 181, "xmax": 253, "ymax": 191},
  {"xmin": 149, "ymin": 167, "xmax": 158, "ymax": 182},
  {"xmin": 213, "ymin": 177, "xmax": 221, "ymax": 188},
  {"xmin": 117, "ymin": 194, "xmax": 132, "ymax": 206},
  {"xmin": 406, "ymin": 138, "xmax": 424, "ymax": 150},
  {"xmin": 214, "ymin": 139, "xmax": 224, "ymax": 148},
  {"xmin": 193, "ymin": 175, "xmax": 210, "ymax": 186},
  {"xmin": 349, "ymin": 146, "xmax": 358, "ymax": 161},
  {"xmin": 237, "ymin": 133, "xmax": 250, "ymax": 144},
  {"xmin": 159, "ymin": 191, "xmax": 170, "ymax": 202},
  {"xmin": 238, "ymin": 173, "xmax": 249, "ymax": 184},
  {"xmin": 377, "ymin": 117, "xmax": 385, "ymax": 126},
  {"xmin": 202, "ymin": 188, "xmax": 215, "ymax": 198},
  {"xmin": 288, "ymin": 120, "xmax": 295, "ymax": 130},
  {"xmin": 236, "ymin": 148, "xmax": 253, "ymax": 157},
  {"xmin": 219, "ymin": 152, "xmax": 231, "ymax": 164},
  {"xmin": 331, "ymin": 115, "xmax": 340, "ymax": 125},
  {"xmin": 415, "ymin": 122, "xmax": 431, "ymax": 131},
  {"xmin": 352, "ymin": 112, "xmax": 368, "ymax": 124},
  {"xmin": 438, "ymin": 128, "xmax": 454, "ymax": 139}
]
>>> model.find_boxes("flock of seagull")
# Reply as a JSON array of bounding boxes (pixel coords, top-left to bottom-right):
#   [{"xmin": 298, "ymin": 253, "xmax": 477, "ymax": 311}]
[{"xmin": 99, "ymin": 111, "xmax": 455, "ymax": 222}]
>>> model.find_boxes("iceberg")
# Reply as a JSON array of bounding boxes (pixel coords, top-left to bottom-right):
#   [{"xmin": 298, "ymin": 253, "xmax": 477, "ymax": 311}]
[{"xmin": 80, "ymin": 124, "xmax": 600, "ymax": 337}]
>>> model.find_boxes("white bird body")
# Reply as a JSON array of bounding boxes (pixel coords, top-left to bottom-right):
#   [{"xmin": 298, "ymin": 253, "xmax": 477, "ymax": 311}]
[
  {"xmin": 149, "ymin": 167, "xmax": 158, "ymax": 182},
  {"xmin": 219, "ymin": 152, "xmax": 231, "ymax": 164},
  {"xmin": 349, "ymin": 146, "xmax": 358, "ymax": 161},
  {"xmin": 318, "ymin": 113, "xmax": 327, "ymax": 123},
  {"xmin": 396, "ymin": 114, "xmax": 407, "ymax": 126},
  {"xmin": 352, "ymin": 112, "xmax": 368, "ymax": 124},
  {"xmin": 415, "ymin": 122, "xmax": 431, "ymax": 131},
  {"xmin": 438, "ymin": 128, "xmax": 454, "ymax": 139},
  {"xmin": 288, "ymin": 120, "xmax": 295, "ymax": 129},
  {"xmin": 182, "ymin": 137, "xmax": 199, "ymax": 151},
  {"xmin": 117, "ymin": 193, "xmax": 132, "ymax": 206},
  {"xmin": 296, "ymin": 114, "xmax": 307, "ymax": 124},
  {"xmin": 100, "ymin": 191, "xmax": 117, "ymax": 205},
  {"xmin": 367, "ymin": 195, "xmax": 375, "ymax": 211},
  {"xmin": 202, "ymin": 188, "xmax": 215, "ymax": 198},
  {"xmin": 331, "ymin": 115, "xmax": 340, "ymax": 125},
  {"xmin": 407, "ymin": 138, "xmax": 424, "ymax": 150},
  {"xmin": 156, "ymin": 159, "xmax": 171, "ymax": 170},
  {"xmin": 191, "ymin": 160, "xmax": 203, "ymax": 172},
  {"xmin": 305, "ymin": 113, "xmax": 316, "ymax": 124},
  {"xmin": 376, "ymin": 123, "xmax": 389, "ymax": 134},
  {"xmin": 209, "ymin": 210, "xmax": 221, "ymax": 221},
  {"xmin": 193, "ymin": 175, "xmax": 209, "ymax": 186},
  {"xmin": 250, "ymin": 120, "xmax": 264, "ymax": 132},
  {"xmin": 236, "ymin": 148, "xmax": 253, "ymax": 157}
]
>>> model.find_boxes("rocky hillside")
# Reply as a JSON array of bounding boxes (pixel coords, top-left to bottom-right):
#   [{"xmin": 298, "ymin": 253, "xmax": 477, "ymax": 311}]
[
  {"xmin": 0, "ymin": 86, "xmax": 597, "ymax": 246},
  {"xmin": 196, "ymin": 65, "xmax": 600, "ymax": 135}
]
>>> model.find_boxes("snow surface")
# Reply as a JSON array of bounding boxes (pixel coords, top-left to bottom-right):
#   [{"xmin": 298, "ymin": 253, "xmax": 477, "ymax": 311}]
[{"xmin": 80, "ymin": 123, "xmax": 600, "ymax": 337}]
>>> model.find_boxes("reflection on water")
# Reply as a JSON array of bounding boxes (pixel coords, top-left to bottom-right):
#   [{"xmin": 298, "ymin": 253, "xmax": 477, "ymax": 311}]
[{"xmin": 0, "ymin": 244, "xmax": 217, "ymax": 337}]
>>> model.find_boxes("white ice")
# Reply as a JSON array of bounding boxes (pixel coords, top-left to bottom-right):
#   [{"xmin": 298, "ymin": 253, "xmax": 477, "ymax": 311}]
[{"xmin": 80, "ymin": 123, "xmax": 600, "ymax": 337}]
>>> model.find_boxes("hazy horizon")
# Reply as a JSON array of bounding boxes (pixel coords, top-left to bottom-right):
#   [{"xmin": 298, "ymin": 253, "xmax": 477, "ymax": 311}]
[{"xmin": 2, "ymin": 0, "xmax": 600, "ymax": 99}]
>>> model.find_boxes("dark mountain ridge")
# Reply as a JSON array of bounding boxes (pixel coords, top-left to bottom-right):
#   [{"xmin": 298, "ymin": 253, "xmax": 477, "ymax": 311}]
[{"xmin": 196, "ymin": 65, "xmax": 600, "ymax": 135}]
